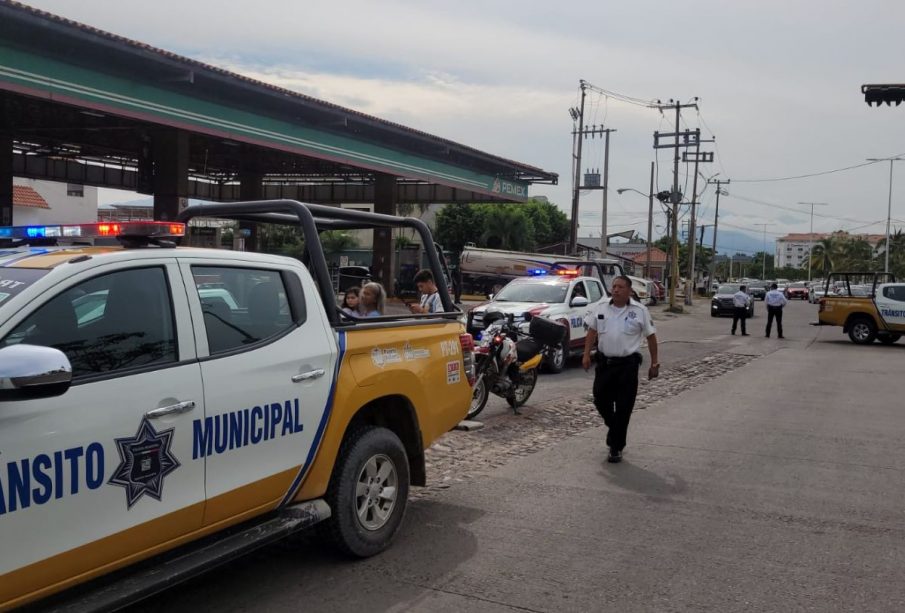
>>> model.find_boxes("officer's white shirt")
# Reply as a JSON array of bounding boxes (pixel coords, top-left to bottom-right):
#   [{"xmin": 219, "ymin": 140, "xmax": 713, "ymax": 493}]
[
  {"xmin": 765, "ymin": 289, "xmax": 787, "ymax": 307},
  {"xmin": 583, "ymin": 298, "xmax": 656, "ymax": 357},
  {"xmin": 733, "ymin": 291, "xmax": 750, "ymax": 308}
]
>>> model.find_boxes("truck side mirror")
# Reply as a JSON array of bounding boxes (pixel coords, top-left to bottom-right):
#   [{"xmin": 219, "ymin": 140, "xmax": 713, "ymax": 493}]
[{"xmin": 0, "ymin": 344, "xmax": 73, "ymax": 401}]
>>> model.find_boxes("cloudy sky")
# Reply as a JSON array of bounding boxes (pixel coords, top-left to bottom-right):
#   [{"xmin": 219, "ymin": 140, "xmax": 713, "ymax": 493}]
[{"xmin": 25, "ymin": 0, "xmax": 905, "ymax": 253}]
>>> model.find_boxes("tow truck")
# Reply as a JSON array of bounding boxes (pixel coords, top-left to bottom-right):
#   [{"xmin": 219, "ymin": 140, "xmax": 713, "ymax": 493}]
[
  {"xmin": 815, "ymin": 272, "xmax": 905, "ymax": 344},
  {"xmin": 0, "ymin": 200, "xmax": 475, "ymax": 610}
]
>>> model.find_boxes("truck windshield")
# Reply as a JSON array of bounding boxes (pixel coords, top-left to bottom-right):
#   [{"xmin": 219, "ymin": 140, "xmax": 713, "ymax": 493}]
[{"xmin": 495, "ymin": 282, "xmax": 568, "ymax": 303}]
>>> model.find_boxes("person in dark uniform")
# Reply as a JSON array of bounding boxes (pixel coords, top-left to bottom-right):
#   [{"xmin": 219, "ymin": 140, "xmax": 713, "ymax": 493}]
[{"xmin": 582, "ymin": 276, "xmax": 660, "ymax": 463}]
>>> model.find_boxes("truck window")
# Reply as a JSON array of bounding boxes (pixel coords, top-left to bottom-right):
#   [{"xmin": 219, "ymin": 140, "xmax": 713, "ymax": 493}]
[
  {"xmin": 192, "ymin": 266, "xmax": 298, "ymax": 354},
  {"xmin": 587, "ymin": 280, "xmax": 603, "ymax": 302},
  {"xmin": 883, "ymin": 286, "xmax": 905, "ymax": 302},
  {"xmin": 1, "ymin": 267, "xmax": 177, "ymax": 378}
]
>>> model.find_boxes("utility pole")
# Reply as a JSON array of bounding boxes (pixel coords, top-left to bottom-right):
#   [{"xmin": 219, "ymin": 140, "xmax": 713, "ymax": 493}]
[
  {"xmin": 568, "ymin": 81, "xmax": 587, "ymax": 254},
  {"xmin": 683, "ymin": 135, "xmax": 715, "ymax": 305},
  {"xmin": 798, "ymin": 201, "xmax": 828, "ymax": 282},
  {"xmin": 754, "ymin": 223, "xmax": 776, "ymax": 279},
  {"xmin": 653, "ymin": 98, "xmax": 699, "ymax": 311},
  {"xmin": 601, "ymin": 128, "xmax": 612, "ymax": 255},
  {"xmin": 646, "ymin": 161, "xmax": 654, "ymax": 278},
  {"xmin": 867, "ymin": 156, "xmax": 904, "ymax": 273},
  {"xmin": 707, "ymin": 178, "xmax": 729, "ymax": 289}
]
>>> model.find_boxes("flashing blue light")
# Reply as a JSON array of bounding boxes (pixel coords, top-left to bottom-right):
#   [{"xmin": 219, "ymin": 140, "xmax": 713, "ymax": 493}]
[
  {"xmin": 26, "ymin": 226, "xmax": 47, "ymax": 238},
  {"xmin": 528, "ymin": 269, "xmax": 548, "ymax": 276}
]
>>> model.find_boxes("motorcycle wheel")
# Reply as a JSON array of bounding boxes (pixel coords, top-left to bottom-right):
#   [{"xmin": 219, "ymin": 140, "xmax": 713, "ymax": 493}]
[
  {"xmin": 507, "ymin": 368, "xmax": 538, "ymax": 410},
  {"xmin": 467, "ymin": 374, "xmax": 490, "ymax": 420}
]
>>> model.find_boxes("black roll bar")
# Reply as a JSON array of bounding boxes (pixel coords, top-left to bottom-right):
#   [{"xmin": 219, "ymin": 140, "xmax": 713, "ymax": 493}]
[{"xmin": 177, "ymin": 200, "xmax": 456, "ymax": 323}]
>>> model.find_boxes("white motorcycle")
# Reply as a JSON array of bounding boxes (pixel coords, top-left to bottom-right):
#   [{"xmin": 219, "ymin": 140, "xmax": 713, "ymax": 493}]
[{"xmin": 467, "ymin": 311, "xmax": 566, "ymax": 419}]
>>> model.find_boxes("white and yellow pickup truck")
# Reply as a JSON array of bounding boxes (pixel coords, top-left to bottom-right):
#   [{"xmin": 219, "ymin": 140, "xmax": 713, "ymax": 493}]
[
  {"xmin": 816, "ymin": 272, "xmax": 905, "ymax": 344},
  {"xmin": 0, "ymin": 201, "xmax": 474, "ymax": 610}
]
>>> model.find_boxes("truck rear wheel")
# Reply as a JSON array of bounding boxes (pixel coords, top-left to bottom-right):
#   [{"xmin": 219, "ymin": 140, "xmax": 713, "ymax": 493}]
[
  {"xmin": 322, "ymin": 426, "xmax": 409, "ymax": 557},
  {"xmin": 848, "ymin": 317, "xmax": 877, "ymax": 345}
]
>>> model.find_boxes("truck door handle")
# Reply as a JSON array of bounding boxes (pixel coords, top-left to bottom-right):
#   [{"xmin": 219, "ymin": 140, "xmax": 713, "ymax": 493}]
[
  {"xmin": 146, "ymin": 400, "xmax": 196, "ymax": 419},
  {"xmin": 292, "ymin": 369, "xmax": 325, "ymax": 383}
]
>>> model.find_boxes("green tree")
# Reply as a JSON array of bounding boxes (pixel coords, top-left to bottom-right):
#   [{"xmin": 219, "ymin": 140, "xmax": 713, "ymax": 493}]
[
  {"xmin": 258, "ymin": 224, "xmax": 306, "ymax": 260},
  {"xmin": 319, "ymin": 230, "xmax": 358, "ymax": 254},
  {"xmin": 435, "ymin": 200, "xmax": 568, "ymax": 254},
  {"xmin": 838, "ymin": 238, "xmax": 874, "ymax": 271},
  {"xmin": 810, "ymin": 237, "xmax": 839, "ymax": 276},
  {"xmin": 520, "ymin": 199, "xmax": 570, "ymax": 247},
  {"xmin": 477, "ymin": 203, "xmax": 536, "ymax": 251},
  {"xmin": 434, "ymin": 204, "xmax": 483, "ymax": 255}
]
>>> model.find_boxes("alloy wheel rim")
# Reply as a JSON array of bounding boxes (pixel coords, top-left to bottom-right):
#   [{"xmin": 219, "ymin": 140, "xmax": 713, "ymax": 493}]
[{"xmin": 354, "ymin": 453, "xmax": 398, "ymax": 531}]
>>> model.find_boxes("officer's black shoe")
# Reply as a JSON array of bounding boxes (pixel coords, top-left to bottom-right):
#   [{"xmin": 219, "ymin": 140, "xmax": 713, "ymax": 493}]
[
  {"xmin": 607, "ymin": 448, "xmax": 622, "ymax": 463},
  {"xmin": 741, "ymin": 333, "xmax": 750, "ymax": 336}
]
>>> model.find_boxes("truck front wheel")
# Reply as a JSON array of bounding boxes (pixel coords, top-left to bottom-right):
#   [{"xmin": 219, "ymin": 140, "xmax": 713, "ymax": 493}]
[
  {"xmin": 322, "ymin": 426, "xmax": 410, "ymax": 557},
  {"xmin": 848, "ymin": 317, "xmax": 877, "ymax": 345}
]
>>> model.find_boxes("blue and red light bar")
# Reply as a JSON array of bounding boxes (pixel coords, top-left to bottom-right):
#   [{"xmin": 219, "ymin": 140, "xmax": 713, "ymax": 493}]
[{"xmin": 0, "ymin": 221, "xmax": 185, "ymax": 240}]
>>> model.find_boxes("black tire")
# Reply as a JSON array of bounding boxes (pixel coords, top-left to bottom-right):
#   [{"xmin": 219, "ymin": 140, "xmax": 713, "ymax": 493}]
[
  {"xmin": 711, "ymin": 311, "xmax": 719, "ymax": 317},
  {"xmin": 467, "ymin": 374, "xmax": 490, "ymax": 419},
  {"xmin": 322, "ymin": 426, "xmax": 410, "ymax": 558},
  {"xmin": 848, "ymin": 317, "xmax": 877, "ymax": 345},
  {"xmin": 507, "ymin": 368, "xmax": 538, "ymax": 409},
  {"xmin": 878, "ymin": 333, "xmax": 901, "ymax": 345},
  {"xmin": 544, "ymin": 341, "xmax": 567, "ymax": 374}
]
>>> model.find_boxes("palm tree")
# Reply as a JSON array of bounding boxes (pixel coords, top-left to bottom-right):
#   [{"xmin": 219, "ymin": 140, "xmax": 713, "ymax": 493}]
[
  {"xmin": 838, "ymin": 238, "xmax": 874, "ymax": 272},
  {"xmin": 810, "ymin": 237, "xmax": 839, "ymax": 275}
]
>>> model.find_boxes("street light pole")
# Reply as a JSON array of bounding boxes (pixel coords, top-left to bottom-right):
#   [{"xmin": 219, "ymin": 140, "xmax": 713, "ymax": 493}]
[
  {"xmin": 867, "ymin": 157, "xmax": 904, "ymax": 273},
  {"xmin": 798, "ymin": 202, "xmax": 828, "ymax": 282},
  {"xmin": 754, "ymin": 223, "xmax": 775, "ymax": 279}
]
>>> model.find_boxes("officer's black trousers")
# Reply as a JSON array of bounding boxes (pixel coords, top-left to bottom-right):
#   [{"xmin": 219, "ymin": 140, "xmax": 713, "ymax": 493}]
[
  {"xmin": 731, "ymin": 307, "xmax": 747, "ymax": 334},
  {"xmin": 593, "ymin": 359, "xmax": 640, "ymax": 452},
  {"xmin": 766, "ymin": 305, "xmax": 784, "ymax": 338}
]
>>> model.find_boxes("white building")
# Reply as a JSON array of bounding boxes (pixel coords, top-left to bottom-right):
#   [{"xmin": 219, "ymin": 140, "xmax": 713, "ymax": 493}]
[
  {"xmin": 12, "ymin": 179, "xmax": 98, "ymax": 225},
  {"xmin": 775, "ymin": 232, "xmax": 885, "ymax": 269}
]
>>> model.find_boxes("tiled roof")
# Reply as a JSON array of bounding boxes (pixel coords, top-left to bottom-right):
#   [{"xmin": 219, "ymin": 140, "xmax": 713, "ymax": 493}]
[
  {"xmin": 627, "ymin": 247, "xmax": 667, "ymax": 262},
  {"xmin": 13, "ymin": 185, "xmax": 49, "ymax": 209}
]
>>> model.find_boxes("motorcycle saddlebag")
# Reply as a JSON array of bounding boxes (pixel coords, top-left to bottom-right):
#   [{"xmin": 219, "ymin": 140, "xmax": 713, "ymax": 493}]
[
  {"xmin": 516, "ymin": 338, "xmax": 543, "ymax": 362},
  {"xmin": 528, "ymin": 316, "xmax": 567, "ymax": 347}
]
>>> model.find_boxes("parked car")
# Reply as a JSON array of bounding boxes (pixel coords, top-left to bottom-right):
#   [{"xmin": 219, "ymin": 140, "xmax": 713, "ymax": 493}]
[
  {"xmin": 748, "ymin": 283, "xmax": 768, "ymax": 301},
  {"xmin": 467, "ymin": 272, "xmax": 606, "ymax": 373},
  {"xmin": 711, "ymin": 284, "xmax": 755, "ymax": 318},
  {"xmin": 808, "ymin": 286, "xmax": 828, "ymax": 303},
  {"xmin": 784, "ymin": 282, "xmax": 809, "ymax": 300}
]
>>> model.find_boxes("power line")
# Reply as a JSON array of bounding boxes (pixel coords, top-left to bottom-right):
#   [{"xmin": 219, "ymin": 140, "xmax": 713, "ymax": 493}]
[
  {"xmin": 730, "ymin": 154, "xmax": 905, "ymax": 183},
  {"xmin": 726, "ymin": 193, "xmax": 869, "ymax": 224}
]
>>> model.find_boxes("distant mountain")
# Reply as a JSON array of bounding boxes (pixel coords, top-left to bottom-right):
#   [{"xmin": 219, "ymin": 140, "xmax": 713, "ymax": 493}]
[{"xmin": 692, "ymin": 227, "xmax": 774, "ymax": 257}]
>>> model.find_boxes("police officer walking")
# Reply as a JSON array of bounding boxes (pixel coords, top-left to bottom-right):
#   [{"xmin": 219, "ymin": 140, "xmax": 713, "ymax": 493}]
[
  {"xmin": 582, "ymin": 276, "xmax": 660, "ymax": 463},
  {"xmin": 731, "ymin": 284, "xmax": 751, "ymax": 336},
  {"xmin": 764, "ymin": 282, "xmax": 787, "ymax": 338}
]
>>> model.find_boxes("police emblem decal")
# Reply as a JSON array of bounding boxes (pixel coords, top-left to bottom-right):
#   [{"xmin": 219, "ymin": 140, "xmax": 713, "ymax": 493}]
[{"xmin": 108, "ymin": 417, "xmax": 181, "ymax": 508}]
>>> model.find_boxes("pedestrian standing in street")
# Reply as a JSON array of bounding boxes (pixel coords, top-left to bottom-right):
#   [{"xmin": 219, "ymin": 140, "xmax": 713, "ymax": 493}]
[
  {"xmin": 731, "ymin": 284, "xmax": 751, "ymax": 336},
  {"xmin": 764, "ymin": 282, "xmax": 787, "ymax": 338},
  {"xmin": 582, "ymin": 276, "xmax": 660, "ymax": 463}
]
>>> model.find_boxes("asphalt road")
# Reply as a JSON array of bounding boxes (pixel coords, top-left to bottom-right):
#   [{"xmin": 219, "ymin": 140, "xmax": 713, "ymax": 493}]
[{"xmin": 133, "ymin": 299, "xmax": 905, "ymax": 612}]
